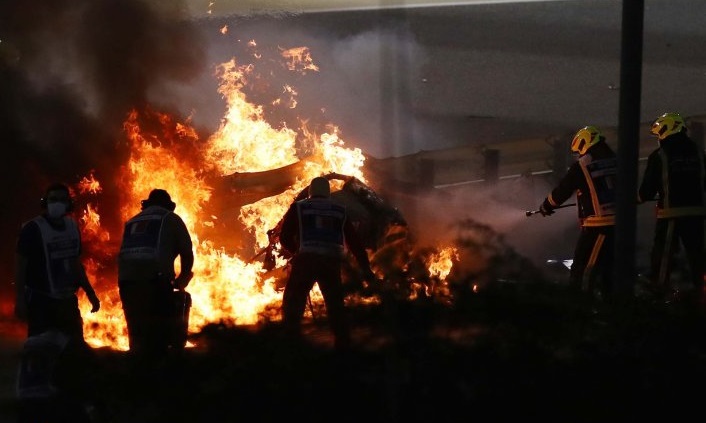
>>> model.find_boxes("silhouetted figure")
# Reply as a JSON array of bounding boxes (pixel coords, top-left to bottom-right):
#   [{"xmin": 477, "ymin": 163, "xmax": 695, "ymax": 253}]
[
  {"xmin": 279, "ymin": 177, "xmax": 375, "ymax": 350},
  {"xmin": 16, "ymin": 330, "xmax": 99, "ymax": 423},
  {"xmin": 14, "ymin": 182, "xmax": 101, "ymax": 340},
  {"xmin": 118, "ymin": 189, "xmax": 194, "ymax": 365},
  {"xmin": 638, "ymin": 112, "xmax": 706, "ymax": 303}
]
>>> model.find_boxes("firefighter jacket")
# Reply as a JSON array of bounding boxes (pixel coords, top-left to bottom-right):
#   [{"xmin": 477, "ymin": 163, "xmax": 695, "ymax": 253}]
[
  {"xmin": 279, "ymin": 196, "xmax": 371, "ymax": 270},
  {"xmin": 118, "ymin": 205, "xmax": 194, "ymax": 282},
  {"xmin": 638, "ymin": 132, "xmax": 706, "ymax": 219},
  {"xmin": 543, "ymin": 141, "xmax": 617, "ymax": 227},
  {"xmin": 17, "ymin": 216, "xmax": 83, "ymax": 299}
]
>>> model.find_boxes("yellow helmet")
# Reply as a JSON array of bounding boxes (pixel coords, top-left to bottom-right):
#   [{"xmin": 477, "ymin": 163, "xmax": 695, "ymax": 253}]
[
  {"xmin": 651, "ymin": 112, "xmax": 686, "ymax": 140},
  {"xmin": 571, "ymin": 126, "xmax": 603, "ymax": 156}
]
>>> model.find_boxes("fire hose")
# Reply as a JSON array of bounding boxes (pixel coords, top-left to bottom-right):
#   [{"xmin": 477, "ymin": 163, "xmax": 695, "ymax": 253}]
[{"xmin": 525, "ymin": 203, "xmax": 576, "ymax": 217}]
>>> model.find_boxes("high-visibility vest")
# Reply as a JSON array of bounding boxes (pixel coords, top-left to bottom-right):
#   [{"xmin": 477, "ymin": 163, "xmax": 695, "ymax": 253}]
[
  {"xmin": 33, "ymin": 216, "xmax": 81, "ymax": 298},
  {"xmin": 119, "ymin": 207, "xmax": 170, "ymax": 263},
  {"xmin": 295, "ymin": 198, "xmax": 346, "ymax": 257},
  {"xmin": 577, "ymin": 154, "xmax": 617, "ymax": 227}
]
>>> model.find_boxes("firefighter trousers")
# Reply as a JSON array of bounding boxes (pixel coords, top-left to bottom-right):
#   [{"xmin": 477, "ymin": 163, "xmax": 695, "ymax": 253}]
[
  {"xmin": 570, "ymin": 225, "xmax": 615, "ymax": 298},
  {"xmin": 282, "ymin": 253, "xmax": 350, "ymax": 350},
  {"xmin": 650, "ymin": 216, "xmax": 706, "ymax": 291}
]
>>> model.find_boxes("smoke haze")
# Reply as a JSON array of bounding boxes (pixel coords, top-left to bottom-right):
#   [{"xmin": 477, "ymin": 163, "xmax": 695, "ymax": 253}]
[
  {"xmin": 2, "ymin": 3, "xmax": 659, "ymax": 313},
  {"xmin": 0, "ymin": 0, "xmax": 206, "ymax": 304}
]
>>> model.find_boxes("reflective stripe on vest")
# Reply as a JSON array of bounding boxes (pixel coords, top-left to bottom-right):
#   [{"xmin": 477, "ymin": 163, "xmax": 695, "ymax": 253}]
[
  {"xmin": 656, "ymin": 206, "xmax": 706, "ymax": 219},
  {"xmin": 119, "ymin": 208, "xmax": 169, "ymax": 262},
  {"xmin": 296, "ymin": 198, "xmax": 346, "ymax": 257},
  {"xmin": 578, "ymin": 154, "xmax": 617, "ymax": 217},
  {"xmin": 33, "ymin": 216, "xmax": 81, "ymax": 298},
  {"xmin": 581, "ymin": 215, "xmax": 615, "ymax": 227}
]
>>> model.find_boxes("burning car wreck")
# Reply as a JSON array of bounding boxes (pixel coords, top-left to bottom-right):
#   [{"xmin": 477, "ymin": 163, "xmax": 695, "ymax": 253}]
[
  {"xmin": 221, "ymin": 165, "xmax": 452, "ymax": 302},
  {"xmin": 7, "ymin": 42, "xmax": 547, "ymax": 352}
]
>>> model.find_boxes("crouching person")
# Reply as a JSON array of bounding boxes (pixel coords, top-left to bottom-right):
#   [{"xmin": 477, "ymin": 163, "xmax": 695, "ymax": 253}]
[{"xmin": 16, "ymin": 330, "xmax": 100, "ymax": 423}]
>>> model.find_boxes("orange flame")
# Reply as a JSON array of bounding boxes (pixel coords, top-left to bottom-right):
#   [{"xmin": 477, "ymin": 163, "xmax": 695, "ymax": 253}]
[
  {"xmin": 427, "ymin": 246, "xmax": 458, "ymax": 281},
  {"xmin": 280, "ymin": 46, "xmax": 319, "ymax": 73},
  {"xmin": 77, "ymin": 44, "xmax": 456, "ymax": 350}
]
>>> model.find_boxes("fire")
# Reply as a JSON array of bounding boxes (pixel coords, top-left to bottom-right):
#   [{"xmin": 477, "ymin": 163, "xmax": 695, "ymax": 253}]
[
  {"xmin": 280, "ymin": 46, "xmax": 319, "ymax": 73},
  {"xmin": 424, "ymin": 246, "xmax": 458, "ymax": 300},
  {"xmin": 74, "ymin": 42, "xmax": 457, "ymax": 350},
  {"xmin": 427, "ymin": 246, "xmax": 458, "ymax": 281},
  {"xmin": 204, "ymin": 58, "xmax": 299, "ymax": 175}
]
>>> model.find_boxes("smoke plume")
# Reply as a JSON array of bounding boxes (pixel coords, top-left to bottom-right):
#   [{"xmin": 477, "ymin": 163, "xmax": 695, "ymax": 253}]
[{"xmin": 0, "ymin": 0, "xmax": 206, "ymax": 306}]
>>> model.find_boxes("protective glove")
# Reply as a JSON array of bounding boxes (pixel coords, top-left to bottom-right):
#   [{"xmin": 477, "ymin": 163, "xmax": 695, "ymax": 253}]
[
  {"xmin": 86, "ymin": 290, "xmax": 100, "ymax": 313},
  {"xmin": 174, "ymin": 271, "xmax": 194, "ymax": 290},
  {"xmin": 539, "ymin": 203, "xmax": 555, "ymax": 217}
]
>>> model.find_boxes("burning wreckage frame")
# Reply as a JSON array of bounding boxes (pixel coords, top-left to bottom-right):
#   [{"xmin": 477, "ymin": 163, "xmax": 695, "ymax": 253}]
[
  {"xmin": 208, "ymin": 156, "xmax": 556, "ymax": 309},
  {"xmin": 244, "ymin": 171, "xmax": 547, "ymax": 304},
  {"xmin": 250, "ymin": 173, "xmax": 453, "ymax": 301}
]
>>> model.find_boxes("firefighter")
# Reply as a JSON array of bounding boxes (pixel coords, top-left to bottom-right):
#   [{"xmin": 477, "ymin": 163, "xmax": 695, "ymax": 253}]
[
  {"xmin": 538, "ymin": 126, "xmax": 617, "ymax": 298},
  {"xmin": 118, "ymin": 189, "xmax": 194, "ymax": 364},
  {"xmin": 279, "ymin": 176, "xmax": 375, "ymax": 351},
  {"xmin": 638, "ymin": 112, "xmax": 706, "ymax": 302},
  {"xmin": 14, "ymin": 182, "xmax": 101, "ymax": 341}
]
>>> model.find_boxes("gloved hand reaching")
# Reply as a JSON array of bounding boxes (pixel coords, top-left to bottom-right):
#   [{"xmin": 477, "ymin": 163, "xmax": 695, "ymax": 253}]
[{"xmin": 539, "ymin": 203, "xmax": 555, "ymax": 217}]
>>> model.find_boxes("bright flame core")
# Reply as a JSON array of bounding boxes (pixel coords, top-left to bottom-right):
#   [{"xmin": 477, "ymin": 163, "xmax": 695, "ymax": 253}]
[
  {"xmin": 76, "ymin": 44, "xmax": 455, "ymax": 350},
  {"xmin": 78, "ymin": 49, "xmax": 377, "ymax": 349}
]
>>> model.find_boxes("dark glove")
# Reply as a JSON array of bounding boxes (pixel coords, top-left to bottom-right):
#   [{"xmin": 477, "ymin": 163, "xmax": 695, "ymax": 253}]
[
  {"xmin": 174, "ymin": 271, "xmax": 194, "ymax": 290},
  {"xmin": 539, "ymin": 202, "xmax": 555, "ymax": 217},
  {"xmin": 86, "ymin": 290, "xmax": 100, "ymax": 313}
]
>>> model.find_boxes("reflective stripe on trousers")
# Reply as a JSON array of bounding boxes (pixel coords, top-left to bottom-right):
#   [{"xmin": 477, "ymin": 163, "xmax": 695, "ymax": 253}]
[{"xmin": 581, "ymin": 233, "xmax": 605, "ymax": 292}]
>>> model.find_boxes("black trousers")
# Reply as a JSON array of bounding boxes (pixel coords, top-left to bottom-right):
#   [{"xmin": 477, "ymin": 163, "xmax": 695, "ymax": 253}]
[
  {"xmin": 650, "ymin": 216, "xmax": 705, "ymax": 290},
  {"xmin": 119, "ymin": 277, "xmax": 173, "ymax": 360},
  {"xmin": 18, "ymin": 396, "xmax": 92, "ymax": 423},
  {"xmin": 26, "ymin": 292, "xmax": 84, "ymax": 340},
  {"xmin": 282, "ymin": 253, "xmax": 350, "ymax": 349},
  {"xmin": 570, "ymin": 225, "xmax": 615, "ymax": 297}
]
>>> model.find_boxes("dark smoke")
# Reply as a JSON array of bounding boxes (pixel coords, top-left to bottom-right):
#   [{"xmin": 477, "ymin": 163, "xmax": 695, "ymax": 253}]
[{"xmin": 0, "ymin": 0, "xmax": 206, "ymax": 311}]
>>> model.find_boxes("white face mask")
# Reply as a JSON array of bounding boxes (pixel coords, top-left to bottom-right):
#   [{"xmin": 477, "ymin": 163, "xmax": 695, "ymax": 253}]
[{"xmin": 47, "ymin": 202, "xmax": 67, "ymax": 219}]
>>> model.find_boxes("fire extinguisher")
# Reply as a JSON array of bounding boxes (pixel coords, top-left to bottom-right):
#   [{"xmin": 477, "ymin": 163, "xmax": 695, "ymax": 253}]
[{"xmin": 171, "ymin": 288, "xmax": 192, "ymax": 350}]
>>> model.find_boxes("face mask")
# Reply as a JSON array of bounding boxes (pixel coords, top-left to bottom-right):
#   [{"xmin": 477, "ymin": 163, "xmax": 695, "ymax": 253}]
[{"xmin": 47, "ymin": 202, "xmax": 67, "ymax": 219}]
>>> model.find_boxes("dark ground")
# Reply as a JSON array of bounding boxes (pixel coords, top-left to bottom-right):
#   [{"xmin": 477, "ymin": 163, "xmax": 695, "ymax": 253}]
[{"xmin": 2, "ymin": 279, "xmax": 706, "ymax": 423}]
